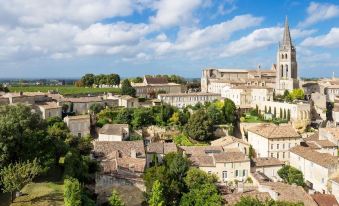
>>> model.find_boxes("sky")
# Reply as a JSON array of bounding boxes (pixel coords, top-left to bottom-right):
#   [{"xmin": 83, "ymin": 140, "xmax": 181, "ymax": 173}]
[{"xmin": 0, "ymin": 0, "xmax": 339, "ymax": 79}]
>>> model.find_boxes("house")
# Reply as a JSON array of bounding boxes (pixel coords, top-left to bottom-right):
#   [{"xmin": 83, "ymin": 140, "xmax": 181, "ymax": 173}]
[
  {"xmin": 319, "ymin": 128, "xmax": 339, "ymax": 146},
  {"xmin": 330, "ymin": 177, "xmax": 339, "ymax": 203},
  {"xmin": 158, "ymin": 92, "xmax": 221, "ymax": 108},
  {"xmin": 289, "ymin": 146, "xmax": 339, "ymax": 193},
  {"xmin": 211, "ymin": 136, "xmax": 250, "ymax": 155},
  {"xmin": 251, "ymin": 157, "xmax": 284, "ymax": 182},
  {"xmin": 333, "ymin": 99, "xmax": 339, "ymax": 127},
  {"xmin": 93, "ymin": 140, "xmax": 146, "ymax": 205},
  {"xmin": 98, "ymin": 124, "xmax": 129, "ymax": 141},
  {"xmin": 146, "ymin": 142, "xmax": 177, "ymax": 167},
  {"xmin": 36, "ymin": 101, "xmax": 62, "ymax": 119},
  {"xmin": 61, "ymin": 96, "xmax": 105, "ymax": 114},
  {"xmin": 118, "ymin": 95, "xmax": 139, "ymax": 108},
  {"xmin": 258, "ymin": 182, "xmax": 318, "ymax": 206},
  {"xmin": 248, "ymin": 124, "xmax": 301, "ymax": 162},
  {"xmin": 3, "ymin": 93, "xmax": 35, "ymax": 105},
  {"xmin": 93, "ymin": 140, "xmax": 146, "ymax": 176},
  {"xmin": 180, "ymin": 146, "xmax": 250, "ymax": 183},
  {"xmin": 221, "ymin": 86, "xmax": 273, "ymax": 108},
  {"xmin": 132, "ymin": 76, "xmax": 183, "ymax": 98},
  {"xmin": 64, "ymin": 115, "xmax": 91, "ymax": 137},
  {"xmin": 303, "ymin": 132, "xmax": 337, "ymax": 156}
]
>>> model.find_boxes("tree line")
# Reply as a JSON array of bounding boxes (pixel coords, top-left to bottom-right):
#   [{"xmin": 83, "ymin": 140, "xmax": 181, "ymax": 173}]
[{"xmin": 76, "ymin": 73, "xmax": 121, "ymax": 87}]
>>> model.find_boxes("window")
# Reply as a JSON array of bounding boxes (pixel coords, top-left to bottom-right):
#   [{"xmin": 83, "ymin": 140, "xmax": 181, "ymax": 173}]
[
  {"xmin": 222, "ymin": 171, "xmax": 227, "ymax": 179},
  {"xmin": 243, "ymin": 170, "xmax": 246, "ymax": 177},
  {"xmin": 282, "ymin": 144, "xmax": 285, "ymax": 149},
  {"xmin": 277, "ymin": 144, "xmax": 279, "ymax": 149},
  {"xmin": 277, "ymin": 153, "xmax": 279, "ymax": 159},
  {"xmin": 271, "ymin": 153, "xmax": 274, "ymax": 158},
  {"xmin": 282, "ymin": 152, "xmax": 285, "ymax": 159},
  {"xmin": 271, "ymin": 144, "xmax": 273, "ymax": 150},
  {"xmin": 208, "ymin": 171, "xmax": 212, "ymax": 174},
  {"xmin": 235, "ymin": 170, "xmax": 239, "ymax": 177}
]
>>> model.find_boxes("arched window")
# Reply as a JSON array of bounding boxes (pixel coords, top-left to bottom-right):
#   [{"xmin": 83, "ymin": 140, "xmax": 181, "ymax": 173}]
[
  {"xmin": 280, "ymin": 65, "xmax": 284, "ymax": 77},
  {"xmin": 285, "ymin": 54, "xmax": 288, "ymax": 59},
  {"xmin": 281, "ymin": 54, "xmax": 284, "ymax": 59}
]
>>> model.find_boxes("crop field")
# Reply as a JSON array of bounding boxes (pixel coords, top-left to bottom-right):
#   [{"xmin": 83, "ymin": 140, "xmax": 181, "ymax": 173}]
[{"xmin": 9, "ymin": 86, "xmax": 121, "ymax": 96}]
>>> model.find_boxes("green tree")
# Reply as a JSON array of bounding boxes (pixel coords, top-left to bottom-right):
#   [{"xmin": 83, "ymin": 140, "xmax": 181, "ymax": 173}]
[
  {"xmin": 89, "ymin": 103, "xmax": 104, "ymax": 114},
  {"xmin": 186, "ymin": 109, "xmax": 213, "ymax": 141},
  {"xmin": 184, "ymin": 168, "xmax": 217, "ymax": 189},
  {"xmin": 149, "ymin": 180, "xmax": 165, "ymax": 206},
  {"xmin": 121, "ymin": 79, "xmax": 136, "ymax": 97},
  {"xmin": 115, "ymin": 108, "xmax": 132, "ymax": 124},
  {"xmin": 223, "ymin": 98, "xmax": 236, "ymax": 123},
  {"xmin": 0, "ymin": 104, "xmax": 59, "ymax": 169},
  {"xmin": 0, "ymin": 159, "xmax": 41, "ymax": 203},
  {"xmin": 131, "ymin": 108, "xmax": 154, "ymax": 129},
  {"xmin": 107, "ymin": 73, "xmax": 120, "ymax": 85},
  {"xmin": 64, "ymin": 177, "xmax": 82, "ymax": 206},
  {"xmin": 180, "ymin": 183, "xmax": 222, "ymax": 206},
  {"xmin": 248, "ymin": 145, "xmax": 256, "ymax": 159},
  {"xmin": 207, "ymin": 104, "xmax": 224, "ymax": 125},
  {"xmin": 108, "ymin": 190, "xmax": 125, "ymax": 206},
  {"xmin": 131, "ymin": 77, "xmax": 143, "ymax": 83},
  {"xmin": 278, "ymin": 165, "xmax": 304, "ymax": 186},
  {"xmin": 81, "ymin": 74, "xmax": 95, "ymax": 87},
  {"xmin": 289, "ymin": 89, "xmax": 304, "ymax": 101}
]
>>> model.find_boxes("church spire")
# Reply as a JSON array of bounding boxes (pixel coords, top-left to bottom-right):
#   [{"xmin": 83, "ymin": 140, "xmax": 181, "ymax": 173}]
[{"xmin": 282, "ymin": 16, "xmax": 292, "ymax": 47}]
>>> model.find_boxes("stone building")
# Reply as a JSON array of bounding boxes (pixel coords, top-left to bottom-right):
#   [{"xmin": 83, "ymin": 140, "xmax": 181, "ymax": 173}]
[
  {"xmin": 289, "ymin": 146, "xmax": 339, "ymax": 194},
  {"xmin": 158, "ymin": 92, "xmax": 221, "ymax": 108},
  {"xmin": 36, "ymin": 101, "xmax": 62, "ymax": 119},
  {"xmin": 146, "ymin": 142, "xmax": 177, "ymax": 167},
  {"xmin": 64, "ymin": 115, "xmax": 91, "ymax": 137},
  {"xmin": 251, "ymin": 157, "xmax": 284, "ymax": 182},
  {"xmin": 132, "ymin": 76, "xmax": 183, "ymax": 98},
  {"xmin": 248, "ymin": 124, "xmax": 301, "ymax": 162},
  {"xmin": 98, "ymin": 124, "xmax": 130, "ymax": 141},
  {"xmin": 201, "ymin": 17, "xmax": 299, "ymax": 96}
]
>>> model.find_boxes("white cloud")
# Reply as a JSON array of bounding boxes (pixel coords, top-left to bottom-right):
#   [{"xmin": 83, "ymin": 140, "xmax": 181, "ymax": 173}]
[
  {"xmin": 174, "ymin": 15, "xmax": 263, "ymax": 51},
  {"xmin": 75, "ymin": 23, "xmax": 151, "ymax": 46},
  {"xmin": 298, "ymin": 2, "xmax": 339, "ymax": 27},
  {"xmin": 150, "ymin": 0, "xmax": 202, "ymax": 27},
  {"xmin": 0, "ymin": 0, "xmax": 136, "ymax": 26},
  {"xmin": 301, "ymin": 27, "xmax": 339, "ymax": 47},
  {"xmin": 222, "ymin": 27, "xmax": 316, "ymax": 57}
]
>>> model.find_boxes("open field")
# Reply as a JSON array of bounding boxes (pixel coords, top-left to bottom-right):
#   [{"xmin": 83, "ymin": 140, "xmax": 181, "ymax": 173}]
[{"xmin": 9, "ymin": 86, "xmax": 121, "ymax": 96}]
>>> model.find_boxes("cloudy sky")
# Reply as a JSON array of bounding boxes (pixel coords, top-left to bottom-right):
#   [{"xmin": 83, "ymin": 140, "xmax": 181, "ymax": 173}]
[{"xmin": 0, "ymin": 0, "xmax": 339, "ymax": 78}]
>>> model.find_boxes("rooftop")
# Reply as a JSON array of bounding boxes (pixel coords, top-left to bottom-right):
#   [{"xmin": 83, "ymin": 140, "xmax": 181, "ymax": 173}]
[
  {"xmin": 252, "ymin": 157, "xmax": 284, "ymax": 167},
  {"xmin": 64, "ymin": 115, "xmax": 90, "ymax": 120},
  {"xmin": 290, "ymin": 146, "xmax": 339, "ymax": 168},
  {"xmin": 36, "ymin": 101, "xmax": 61, "ymax": 109},
  {"xmin": 147, "ymin": 142, "xmax": 177, "ymax": 154},
  {"xmin": 158, "ymin": 92, "xmax": 220, "ymax": 97},
  {"xmin": 144, "ymin": 76, "xmax": 168, "ymax": 84},
  {"xmin": 99, "ymin": 124, "xmax": 129, "ymax": 136},
  {"xmin": 248, "ymin": 124, "xmax": 300, "ymax": 139},
  {"xmin": 63, "ymin": 96, "xmax": 103, "ymax": 103},
  {"xmin": 211, "ymin": 136, "xmax": 250, "ymax": 146},
  {"xmin": 311, "ymin": 194, "xmax": 339, "ymax": 206}
]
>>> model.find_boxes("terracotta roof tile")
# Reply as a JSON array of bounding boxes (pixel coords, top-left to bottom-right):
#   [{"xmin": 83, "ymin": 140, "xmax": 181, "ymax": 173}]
[{"xmin": 248, "ymin": 124, "xmax": 300, "ymax": 139}]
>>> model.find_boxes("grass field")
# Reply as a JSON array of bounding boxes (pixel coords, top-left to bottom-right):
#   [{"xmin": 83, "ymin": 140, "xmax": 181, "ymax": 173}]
[{"xmin": 9, "ymin": 85, "xmax": 121, "ymax": 96}]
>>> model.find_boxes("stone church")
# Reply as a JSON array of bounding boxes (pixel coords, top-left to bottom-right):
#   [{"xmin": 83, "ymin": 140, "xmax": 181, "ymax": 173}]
[{"xmin": 201, "ymin": 17, "xmax": 299, "ymax": 95}]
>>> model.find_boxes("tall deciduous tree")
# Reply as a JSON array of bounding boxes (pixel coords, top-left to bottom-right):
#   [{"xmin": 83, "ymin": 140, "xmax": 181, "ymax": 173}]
[
  {"xmin": 186, "ymin": 109, "xmax": 213, "ymax": 141},
  {"xmin": 121, "ymin": 79, "xmax": 136, "ymax": 97},
  {"xmin": 223, "ymin": 98, "xmax": 236, "ymax": 123},
  {"xmin": 0, "ymin": 159, "xmax": 41, "ymax": 203},
  {"xmin": 81, "ymin": 74, "xmax": 95, "ymax": 87}
]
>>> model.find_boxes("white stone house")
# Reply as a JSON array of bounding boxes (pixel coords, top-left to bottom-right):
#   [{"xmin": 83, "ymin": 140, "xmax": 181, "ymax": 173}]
[
  {"xmin": 252, "ymin": 157, "xmax": 284, "ymax": 182},
  {"xmin": 247, "ymin": 124, "xmax": 301, "ymax": 162},
  {"xmin": 158, "ymin": 92, "xmax": 221, "ymax": 108},
  {"xmin": 98, "ymin": 124, "xmax": 129, "ymax": 141},
  {"xmin": 64, "ymin": 115, "xmax": 91, "ymax": 137},
  {"xmin": 330, "ymin": 177, "xmax": 339, "ymax": 202},
  {"xmin": 289, "ymin": 146, "xmax": 339, "ymax": 194},
  {"xmin": 180, "ymin": 146, "xmax": 250, "ymax": 183}
]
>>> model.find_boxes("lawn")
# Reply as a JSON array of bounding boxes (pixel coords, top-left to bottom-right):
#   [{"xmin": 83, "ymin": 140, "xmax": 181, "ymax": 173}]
[
  {"xmin": 9, "ymin": 85, "xmax": 121, "ymax": 96},
  {"xmin": 0, "ymin": 166, "xmax": 65, "ymax": 206}
]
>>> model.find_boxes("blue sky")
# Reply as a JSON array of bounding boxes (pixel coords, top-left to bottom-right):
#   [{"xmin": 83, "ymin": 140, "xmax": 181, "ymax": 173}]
[{"xmin": 0, "ymin": 0, "xmax": 339, "ymax": 78}]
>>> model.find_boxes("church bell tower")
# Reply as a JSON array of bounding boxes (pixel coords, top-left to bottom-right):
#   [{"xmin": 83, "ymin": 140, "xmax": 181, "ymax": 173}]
[{"xmin": 276, "ymin": 17, "xmax": 299, "ymax": 94}]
